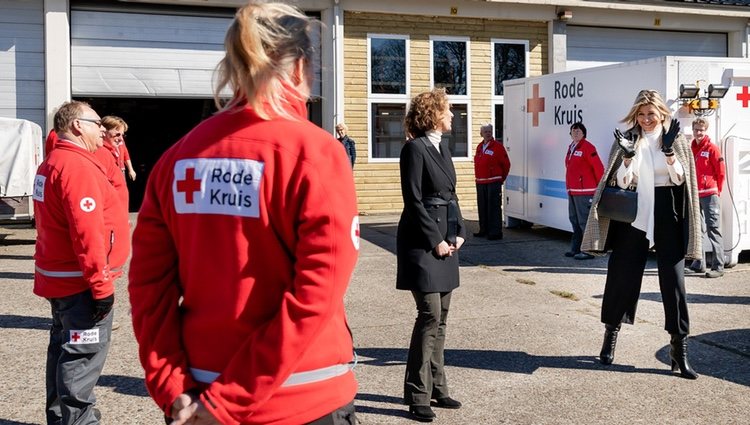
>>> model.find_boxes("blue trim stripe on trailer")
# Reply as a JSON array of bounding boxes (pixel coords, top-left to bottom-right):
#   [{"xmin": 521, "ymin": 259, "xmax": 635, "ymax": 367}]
[{"xmin": 505, "ymin": 175, "xmax": 568, "ymax": 200}]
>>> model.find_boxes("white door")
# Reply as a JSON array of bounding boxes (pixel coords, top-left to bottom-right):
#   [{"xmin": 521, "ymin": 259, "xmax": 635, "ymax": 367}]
[{"xmin": 503, "ymin": 81, "xmax": 526, "ymax": 220}]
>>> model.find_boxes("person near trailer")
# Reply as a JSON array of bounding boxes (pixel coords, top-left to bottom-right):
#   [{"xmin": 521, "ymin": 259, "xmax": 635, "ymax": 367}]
[
  {"xmin": 397, "ymin": 87, "xmax": 466, "ymax": 422},
  {"xmin": 33, "ymin": 100, "xmax": 130, "ymax": 424},
  {"xmin": 687, "ymin": 117, "xmax": 726, "ymax": 278},
  {"xmin": 472, "ymin": 123, "xmax": 510, "ymax": 240},
  {"xmin": 128, "ymin": 2, "xmax": 359, "ymax": 425},
  {"xmin": 336, "ymin": 122, "xmax": 357, "ymax": 168},
  {"xmin": 581, "ymin": 89, "xmax": 702, "ymax": 379},
  {"xmin": 564, "ymin": 122, "xmax": 604, "ymax": 260}
]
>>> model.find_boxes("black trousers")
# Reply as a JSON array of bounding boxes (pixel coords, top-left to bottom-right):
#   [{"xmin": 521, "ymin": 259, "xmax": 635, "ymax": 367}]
[
  {"xmin": 476, "ymin": 181, "xmax": 503, "ymax": 237},
  {"xmin": 601, "ymin": 185, "xmax": 690, "ymax": 335},
  {"xmin": 404, "ymin": 291, "xmax": 452, "ymax": 406}
]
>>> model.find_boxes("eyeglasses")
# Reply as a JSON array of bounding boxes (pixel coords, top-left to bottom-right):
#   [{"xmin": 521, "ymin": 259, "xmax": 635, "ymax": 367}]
[{"xmin": 78, "ymin": 117, "xmax": 102, "ymax": 127}]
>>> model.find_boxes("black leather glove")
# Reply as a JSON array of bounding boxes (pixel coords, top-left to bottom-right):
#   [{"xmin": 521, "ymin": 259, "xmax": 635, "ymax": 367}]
[
  {"xmin": 92, "ymin": 294, "xmax": 114, "ymax": 323},
  {"xmin": 661, "ymin": 118, "xmax": 680, "ymax": 157},
  {"xmin": 614, "ymin": 128, "xmax": 637, "ymax": 159}
]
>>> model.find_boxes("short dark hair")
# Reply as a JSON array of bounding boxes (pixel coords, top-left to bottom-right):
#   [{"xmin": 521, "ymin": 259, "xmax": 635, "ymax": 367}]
[{"xmin": 570, "ymin": 122, "xmax": 587, "ymax": 138}]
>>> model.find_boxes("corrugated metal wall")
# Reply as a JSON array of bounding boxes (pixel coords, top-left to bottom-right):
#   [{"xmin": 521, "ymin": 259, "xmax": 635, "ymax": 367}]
[{"xmin": 0, "ymin": 0, "xmax": 45, "ymax": 127}]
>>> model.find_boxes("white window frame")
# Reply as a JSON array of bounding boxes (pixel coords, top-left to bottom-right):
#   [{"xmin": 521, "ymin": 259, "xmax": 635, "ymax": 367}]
[
  {"xmin": 491, "ymin": 38, "xmax": 530, "ymax": 139},
  {"xmin": 430, "ymin": 35, "xmax": 471, "ymax": 160},
  {"xmin": 367, "ymin": 33, "xmax": 410, "ymax": 163}
]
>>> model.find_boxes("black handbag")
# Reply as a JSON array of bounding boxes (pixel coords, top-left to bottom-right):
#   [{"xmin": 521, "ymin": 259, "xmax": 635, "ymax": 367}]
[{"xmin": 598, "ymin": 185, "xmax": 637, "ymax": 223}]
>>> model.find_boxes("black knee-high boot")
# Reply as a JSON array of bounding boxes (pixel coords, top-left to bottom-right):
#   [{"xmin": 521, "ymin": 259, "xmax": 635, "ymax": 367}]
[
  {"xmin": 599, "ymin": 324, "xmax": 621, "ymax": 365},
  {"xmin": 670, "ymin": 334, "xmax": 698, "ymax": 379}
]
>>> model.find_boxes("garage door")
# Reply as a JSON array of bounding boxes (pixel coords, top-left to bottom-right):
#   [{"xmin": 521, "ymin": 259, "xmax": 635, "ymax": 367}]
[
  {"xmin": 71, "ymin": 10, "xmax": 231, "ymax": 97},
  {"xmin": 0, "ymin": 0, "xmax": 44, "ymax": 126},
  {"xmin": 71, "ymin": 9, "xmax": 322, "ymax": 98},
  {"xmin": 567, "ymin": 26, "xmax": 727, "ymax": 71}
]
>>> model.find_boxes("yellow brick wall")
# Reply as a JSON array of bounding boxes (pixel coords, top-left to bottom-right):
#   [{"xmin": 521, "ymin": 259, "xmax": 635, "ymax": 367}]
[{"xmin": 344, "ymin": 12, "xmax": 547, "ymax": 214}]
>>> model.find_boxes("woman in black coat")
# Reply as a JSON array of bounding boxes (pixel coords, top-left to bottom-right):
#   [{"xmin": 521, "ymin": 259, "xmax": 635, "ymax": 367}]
[{"xmin": 397, "ymin": 88, "xmax": 466, "ymax": 422}]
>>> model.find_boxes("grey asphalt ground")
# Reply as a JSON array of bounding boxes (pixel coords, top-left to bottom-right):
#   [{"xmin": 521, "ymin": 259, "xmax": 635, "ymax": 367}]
[{"xmin": 1, "ymin": 212, "xmax": 748, "ymax": 424}]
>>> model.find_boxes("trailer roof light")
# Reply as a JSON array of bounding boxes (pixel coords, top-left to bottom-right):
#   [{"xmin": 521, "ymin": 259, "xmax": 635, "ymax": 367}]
[
  {"xmin": 679, "ymin": 84, "xmax": 700, "ymax": 98},
  {"xmin": 707, "ymin": 84, "xmax": 729, "ymax": 99}
]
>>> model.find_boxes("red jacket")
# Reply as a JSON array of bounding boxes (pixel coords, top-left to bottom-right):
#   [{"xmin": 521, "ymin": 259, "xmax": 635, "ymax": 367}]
[
  {"xmin": 564, "ymin": 138, "xmax": 604, "ymax": 196},
  {"xmin": 103, "ymin": 142, "xmax": 124, "ymax": 169},
  {"xmin": 33, "ymin": 141, "xmax": 130, "ymax": 300},
  {"xmin": 129, "ymin": 97, "xmax": 359, "ymax": 425},
  {"xmin": 691, "ymin": 135, "xmax": 725, "ymax": 197},
  {"xmin": 474, "ymin": 139, "xmax": 510, "ymax": 184},
  {"xmin": 44, "ymin": 129, "xmax": 58, "ymax": 157},
  {"xmin": 94, "ymin": 147, "xmax": 129, "ymax": 212}
]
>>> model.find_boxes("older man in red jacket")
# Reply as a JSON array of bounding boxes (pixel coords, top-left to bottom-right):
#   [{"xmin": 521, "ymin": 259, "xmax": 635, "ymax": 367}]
[
  {"xmin": 473, "ymin": 123, "xmax": 510, "ymax": 240},
  {"xmin": 33, "ymin": 101, "xmax": 130, "ymax": 425}
]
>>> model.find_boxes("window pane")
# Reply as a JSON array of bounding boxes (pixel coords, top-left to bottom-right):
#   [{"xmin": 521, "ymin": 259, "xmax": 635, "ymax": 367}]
[
  {"xmin": 494, "ymin": 43, "xmax": 526, "ymax": 96},
  {"xmin": 442, "ymin": 104, "xmax": 468, "ymax": 157},
  {"xmin": 372, "ymin": 103, "xmax": 406, "ymax": 158},
  {"xmin": 494, "ymin": 104, "xmax": 504, "ymax": 140},
  {"xmin": 433, "ymin": 41, "xmax": 467, "ymax": 95},
  {"xmin": 371, "ymin": 38, "xmax": 406, "ymax": 94}
]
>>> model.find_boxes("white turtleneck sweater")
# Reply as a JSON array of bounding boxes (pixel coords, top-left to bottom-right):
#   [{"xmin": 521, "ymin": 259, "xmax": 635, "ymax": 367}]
[
  {"xmin": 615, "ymin": 125, "xmax": 685, "ymax": 247},
  {"xmin": 426, "ymin": 129, "xmax": 442, "ymax": 153}
]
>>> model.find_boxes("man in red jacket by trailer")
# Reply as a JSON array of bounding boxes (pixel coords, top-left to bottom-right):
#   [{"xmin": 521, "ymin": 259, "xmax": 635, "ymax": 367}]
[
  {"xmin": 33, "ymin": 101, "xmax": 130, "ymax": 425},
  {"xmin": 688, "ymin": 117, "xmax": 726, "ymax": 278},
  {"xmin": 473, "ymin": 123, "xmax": 510, "ymax": 240},
  {"xmin": 564, "ymin": 122, "xmax": 604, "ymax": 260}
]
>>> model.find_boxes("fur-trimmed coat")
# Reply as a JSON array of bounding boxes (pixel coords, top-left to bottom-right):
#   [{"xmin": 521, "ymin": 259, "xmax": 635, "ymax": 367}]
[{"xmin": 580, "ymin": 132, "xmax": 702, "ymax": 260}]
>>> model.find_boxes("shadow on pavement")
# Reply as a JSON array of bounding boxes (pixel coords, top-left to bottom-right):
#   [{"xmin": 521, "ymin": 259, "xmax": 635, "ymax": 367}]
[
  {"xmin": 355, "ymin": 347, "xmax": 667, "ymax": 376},
  {"xmin": 98, "ymin": 374, "xmax": 150, "ymax": 397},
  {"xmin": 639, "ymin": 292, "xmax": 750, "ymax": 305},
  {"xmin": 0, "ymin": 254, "xmax": 33, "ymax": 260},
  {"xmin": 0, "ymin": 272, "xmax": 33, "ymax": 280},
  {"xmin": 0, "ymin": 419, "xmax": 37, "ymax": 425},
  {"xmin": 0, "ymin": 314, "xmax": 50, "ymax": 330}
]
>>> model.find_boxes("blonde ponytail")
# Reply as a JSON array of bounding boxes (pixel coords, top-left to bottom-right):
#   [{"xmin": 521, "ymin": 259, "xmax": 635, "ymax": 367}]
[{"xmin": 214, "ymin": 1, "xmax": 318, "ymax": 120}]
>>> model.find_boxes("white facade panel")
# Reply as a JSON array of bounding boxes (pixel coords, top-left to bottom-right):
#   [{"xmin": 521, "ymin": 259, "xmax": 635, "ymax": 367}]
[
  {"xmin": 567, "ymin": 26, "xmax": 727, "ymax": 71},
  {"xmin": 71, "ymin": 10, "xmax": 231, "ymax": 97},
  {"xmin": 0, "ymin": 0, "xmax": 45, "ymax": 126}
]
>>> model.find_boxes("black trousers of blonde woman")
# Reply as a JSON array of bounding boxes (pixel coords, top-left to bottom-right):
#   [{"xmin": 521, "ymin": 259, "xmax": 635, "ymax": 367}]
[
  {"xmin": 404, "ymin": 291, "xmax": 452, "ymax": 407},
  {"xmin": 600, "ymin": 185, "xmax": 697, "ymax": 378}
]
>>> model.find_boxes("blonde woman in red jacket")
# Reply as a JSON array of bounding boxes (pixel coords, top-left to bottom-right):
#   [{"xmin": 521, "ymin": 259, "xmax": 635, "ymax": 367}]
[
  {"xmin": 128, "ymin": 3, "xmax": 359, "ymax": 424},
  {"xmin": 564, "ymin": 122, "xmax": 604, "ymax": 260}
]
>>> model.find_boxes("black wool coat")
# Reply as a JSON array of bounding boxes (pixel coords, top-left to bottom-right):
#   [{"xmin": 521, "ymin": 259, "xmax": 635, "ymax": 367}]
[{"xmin": 396, "ymin": 137, "xmax": 466, "ymax": 292}]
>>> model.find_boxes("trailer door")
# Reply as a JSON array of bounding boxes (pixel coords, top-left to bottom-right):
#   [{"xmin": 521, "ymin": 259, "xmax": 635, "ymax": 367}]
[{"xmin": 503, "ymin": 82, "xmax": 526, "ymax": 221}]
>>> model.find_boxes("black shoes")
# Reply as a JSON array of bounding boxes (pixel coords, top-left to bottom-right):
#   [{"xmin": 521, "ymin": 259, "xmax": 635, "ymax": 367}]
[
  {"xmin": 473, "ymin": 231, "xmax": 486, "ymax": 237},
  {"xmin": 409, "ymin": 405, "xmax": 436, "ymax": 422},
  {"xmin": 670, "ymin": 334, "xmax": 698, "ymax": 379},
  {"xmin": 487, "ymin": 234, "xmax": 503, "ymax": 240},
  {"xmin": 574, "ymin": 252, "xmax": 594, "ymax": 260},
  {"xmin": 599, "ymin": 324, "xmax": 621, "ymax": 365},
  {"xmin": 564, "ymin": 251, "xmax": 576, "ymax": 257},
  {"xmin": 408, "ymin": 397, "xmax": 461, "ymax": 422},
  {"xmin": 433, "ymin": 397, "xmax": 462, "ymax": 409}
]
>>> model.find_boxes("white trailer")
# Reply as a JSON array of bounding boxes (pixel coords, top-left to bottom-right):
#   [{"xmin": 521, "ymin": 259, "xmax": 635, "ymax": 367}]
[
  {"xmin": 502, "ymin": 56, "xmax": 750, "ymax": 266},
  {"xmin": 0, "ymin": 117, "xmax": 43, "ymax": 225}
]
